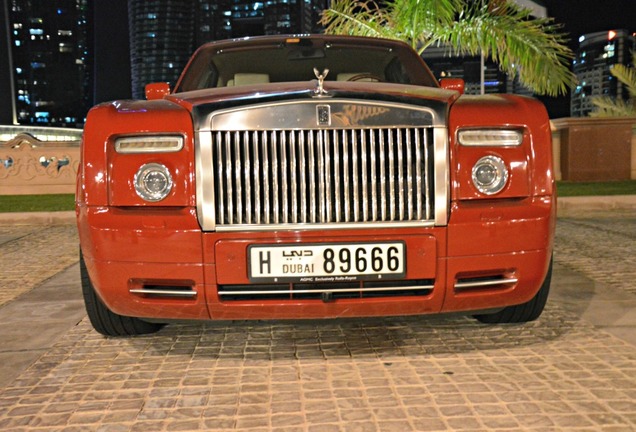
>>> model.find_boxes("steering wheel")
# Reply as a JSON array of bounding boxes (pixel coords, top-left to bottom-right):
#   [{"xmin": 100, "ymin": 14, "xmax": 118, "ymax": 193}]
[{"xmin": 347, "ymin": 73, "xmax": 382, "ymax": 82}]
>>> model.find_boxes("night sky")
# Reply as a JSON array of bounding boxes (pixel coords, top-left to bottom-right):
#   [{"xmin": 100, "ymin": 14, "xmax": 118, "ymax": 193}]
[
  {"xmin": 545, "ymin": 0, "xmax": 634, "ymax": 45},
  {"xmin": 93, "ymin": 1, "xmax": 634, "ymax": 118},
  {"xmin": 536, "ymin": 1, "xmax": 634, "ymax": 117}
]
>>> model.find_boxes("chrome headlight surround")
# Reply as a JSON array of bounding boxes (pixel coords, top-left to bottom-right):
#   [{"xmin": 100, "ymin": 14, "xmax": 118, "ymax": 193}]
[
  {"xmin": 115, "ymin": 135, "xmax": 184, "ymax": 153},
  {"xmin": 458, "ymin": 129, "xmax": 523, "ymax": 147},
  {"xmin": 471, "ymin": 156, "xmax": 508, "ymax": 195},
  {"xmin": 134, "ymin": 163, "xmax": 174, "ymax": 202}
]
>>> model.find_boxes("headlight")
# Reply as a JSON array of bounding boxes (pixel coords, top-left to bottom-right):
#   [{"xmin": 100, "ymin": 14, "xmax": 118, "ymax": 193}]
[
  {"xmin": 472, "ymin": 156, "xmax": 508, "ymax": 195},
  {"xmin": 458, "ymin": 129, "xmax": 523, "ymax": 146},
  {"xmin": 134, "ymin": 163, "xmax": 173, "ymax": 202},
  {"xmin": 115, "ymin": 135, "xmax": 184, "ymax": 153}
]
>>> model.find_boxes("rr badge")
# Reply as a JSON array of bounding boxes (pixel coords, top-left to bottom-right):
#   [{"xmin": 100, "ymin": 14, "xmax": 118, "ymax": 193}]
[{"xmin": 316, "ymin": 104, "xmax": 331, "ymax": 126}]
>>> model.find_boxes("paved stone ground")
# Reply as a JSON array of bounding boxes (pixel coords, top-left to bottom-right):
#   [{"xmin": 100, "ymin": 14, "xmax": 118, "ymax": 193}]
[
  {"xmin": 0, "ymin": 225, "xmax": 78, "ymax": 307},
  {"xmin": 2, "ymin": 303, "xmax": 636, "ymax": 432},
  {"xmin": 0, "ymin": 211, "xmax": 635, "ymax": 431},
  {"xmin": 554, "ymin": 209, "xmax": 636, "ymax": 296}
]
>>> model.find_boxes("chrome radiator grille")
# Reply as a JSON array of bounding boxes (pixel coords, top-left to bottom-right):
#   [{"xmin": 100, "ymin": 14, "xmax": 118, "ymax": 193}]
[{"xmin": 209, "ymin": 127, "xmax": 435, "ymax": 227}]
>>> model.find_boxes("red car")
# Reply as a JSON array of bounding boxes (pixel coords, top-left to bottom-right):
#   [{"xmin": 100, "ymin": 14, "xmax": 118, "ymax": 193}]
[{"xmin": 76, "ymin": 35, "xmax": 555, "ymax": 336}]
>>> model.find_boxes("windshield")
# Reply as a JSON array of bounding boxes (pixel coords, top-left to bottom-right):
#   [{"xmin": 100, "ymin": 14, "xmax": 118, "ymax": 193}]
[{"xmin": 175, "ymin": 37, "xmax": 439, "ymax": 92}]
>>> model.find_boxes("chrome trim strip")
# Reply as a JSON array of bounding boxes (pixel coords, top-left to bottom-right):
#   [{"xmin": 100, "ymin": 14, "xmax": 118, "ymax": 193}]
[
  {"xmin": 434, "ymin": 127, "xmax": 449, "ymax": 226},
  {"xmin": 129, "ymin": 289, "xmax": 198, "ymax": 298},
  {"xmin": 219, "ymin": 284, "xmax": 435, "ymax": 296},
  {"xmin": 215, "ymin": 220, "xmax": 437, "ymax": 232},
  {"xmin": 454, "ymin": 277, "xmax": 519, "ymax": 290},
  {"xmin": 195, "ymin": 131, "xmax": 216, "ymax": 230},
  {"xmin": 206, "ymin": 99, "xmax": 440, "ymax": 131}
]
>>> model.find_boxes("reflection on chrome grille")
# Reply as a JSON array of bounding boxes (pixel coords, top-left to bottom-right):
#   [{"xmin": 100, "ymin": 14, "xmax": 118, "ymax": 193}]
[{"xmin": 211, "ymin": 128, "xmax": 434, "ymax": 226}]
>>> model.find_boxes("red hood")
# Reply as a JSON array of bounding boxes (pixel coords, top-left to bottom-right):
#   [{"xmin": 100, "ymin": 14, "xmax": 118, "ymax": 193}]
[{"xmin": 164, "ymin": 80, "xmax": 460, "ymax": 112}]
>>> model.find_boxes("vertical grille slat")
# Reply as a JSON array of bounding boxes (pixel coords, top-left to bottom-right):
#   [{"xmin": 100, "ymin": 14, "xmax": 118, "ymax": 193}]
[
  {"xmin": 388, "ymin": 131, "xmax": 396, "ymax": 221},
  {"xmin": 224, "ymin": 132, "xmax": 233, "ymax": 223},
  {"xmin": 243, "ymin": 131, "xmax": 251, "ymax": 224},
  {"xmin": 211, "ymin": 127, "xmax": 435, "ymax": 227},
  {"xmin": 333, "ymin": 130, "xmax": 341, "ymax": 223},
  {"xmin": 234, "ymin": 131, "xmax": 242, "ymax": 224},
  {"xmin": 352, "ymin": 130, "xmax": 360, "ymax": 222},
  {"xmin": 370, "ymin": 132, "xmax": 377, "ymax": 220},
  {"xmin": 342, "ymin": 130, "xmax": 350, "ymax": 222}
]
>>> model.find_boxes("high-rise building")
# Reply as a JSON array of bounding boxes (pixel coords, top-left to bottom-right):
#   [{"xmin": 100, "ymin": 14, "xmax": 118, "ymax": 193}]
[
  {"xmin": 128, "ymin": 0, "xmax": 197, "ymax": 100},
  {"xmin": 3, "ymin": 0, "xmax": 90, "ymax": 127},
  {"xmin": 571, "ymin": 29, "xmax": 635, "ymax": 117},
  {"xmin": 128, "ymin": 0, "xmax": 329, "ymax": 98},
  {"xmin": 194, "ymin": 0, "xmax": 232, "ymax": 48}
]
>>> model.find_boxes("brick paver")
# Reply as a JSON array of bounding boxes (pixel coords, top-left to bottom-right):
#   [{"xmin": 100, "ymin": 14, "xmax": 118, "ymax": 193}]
[
  {"xmin": 555, "ymin": 209, "xmax": 636, "ymax": 295},
  {"xmin": 0, "ymin": 210, "xmax": 635, "ymax": 431},
  {"xmin": 1, "ymin": 305, "xmax": 635, "ymax": 431},
  {"xmin": 0, "ymin": 225, "xmax": 78, "ymax": 306}
]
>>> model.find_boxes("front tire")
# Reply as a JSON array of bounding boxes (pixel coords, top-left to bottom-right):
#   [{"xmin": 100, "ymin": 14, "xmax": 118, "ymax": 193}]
[
  {"xmin": 474, "ymin": 256, "xmax": 553, "ymax": 324},
  {"xmin": 80, "ymin": 250, "xmax": 164, "ymax": 336}
]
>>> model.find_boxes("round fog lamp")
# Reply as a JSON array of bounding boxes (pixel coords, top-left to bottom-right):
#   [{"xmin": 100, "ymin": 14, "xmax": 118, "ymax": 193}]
[
  {"xmin": 134, "ymin": 163, "xmax": 173, "ymax": 202},
  {"xmin": 471, "ymin": 156, "xmax": 508, "ymax": 195}
]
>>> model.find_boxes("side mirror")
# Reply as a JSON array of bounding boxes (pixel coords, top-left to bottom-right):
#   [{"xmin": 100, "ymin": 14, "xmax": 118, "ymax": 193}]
[
  {"xmin": 439, "ymin": 78, "xmax": 465, "ymax": 95},
  {"xmin": 145, "ymin": 82, "xmax": 171, "ymax": 100}
]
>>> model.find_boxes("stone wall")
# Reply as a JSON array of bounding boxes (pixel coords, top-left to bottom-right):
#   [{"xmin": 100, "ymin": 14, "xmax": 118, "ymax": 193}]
[
  {"xmin": 552, "ymin": 117, "xmax": 636, "ymax": 182},
  {"xmin": 0, "ymin": 134, "xmax": 80, "ymax": 195}
]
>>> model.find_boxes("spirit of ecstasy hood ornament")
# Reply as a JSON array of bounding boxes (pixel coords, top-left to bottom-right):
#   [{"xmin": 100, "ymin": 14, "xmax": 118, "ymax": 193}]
[{"xmin": 313, "ymin": 68, "xmax": 329, "ymax": 96}]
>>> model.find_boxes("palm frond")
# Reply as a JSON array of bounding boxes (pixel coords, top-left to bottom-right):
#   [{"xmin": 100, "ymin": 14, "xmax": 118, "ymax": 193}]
[
  {"xmin": 590, "ymin": 96, "xmax": 636, "ymax": 118},
  {"xmin": 320, "ymin": 0, "xmax": 392, "ymax": 40},
  {"xmin": 609, "ymin": 53, "xmax": 636, "ymax": 98},
  {"xmin": 439, "ymin": 1, "xmax": 575, "ymax": 96},
  {"xmin": 391, "ymin": 0, "xmax": 462, "ymax": 49},
  {"xmin": 320, "ymin": 0, "xmax": 576, "ymax": 96}
]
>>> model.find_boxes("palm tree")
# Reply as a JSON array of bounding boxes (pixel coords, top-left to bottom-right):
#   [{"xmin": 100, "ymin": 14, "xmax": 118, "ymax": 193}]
[
  {"xmin": 320, "ymin": 0, "xmax": 576, "ymax": 97},
  {"xmin": 591, "ymin": 52, "xmax": 636, "ymax": 117}
]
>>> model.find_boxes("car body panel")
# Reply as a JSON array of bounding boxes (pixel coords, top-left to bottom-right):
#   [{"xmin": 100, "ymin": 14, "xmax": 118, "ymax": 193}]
[{"xmin": 76, "ymin": 34, "xmax": 555, "ymax": 325}]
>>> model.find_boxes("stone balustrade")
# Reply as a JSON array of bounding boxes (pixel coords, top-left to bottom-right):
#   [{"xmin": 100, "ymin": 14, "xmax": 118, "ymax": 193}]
[{"xmin": 0, "ymin": 133, "xmax": 80, "ymax": 195}]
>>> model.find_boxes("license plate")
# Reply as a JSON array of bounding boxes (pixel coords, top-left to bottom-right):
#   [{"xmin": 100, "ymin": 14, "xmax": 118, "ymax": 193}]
[{"xmin": 248, "ymin": 242, "xmax": 406, "ymax": 283}]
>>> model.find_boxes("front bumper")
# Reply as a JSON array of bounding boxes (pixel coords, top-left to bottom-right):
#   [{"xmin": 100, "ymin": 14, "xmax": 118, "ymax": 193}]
[{"xmin": 77, "ymin": 196, "xmax": 554, "ymax": 321}]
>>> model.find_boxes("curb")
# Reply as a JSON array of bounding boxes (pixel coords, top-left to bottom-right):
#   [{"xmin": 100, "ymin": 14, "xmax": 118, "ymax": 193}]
[
  {"xmin": 0, "ymin": 196, "xmax": 634, "ymax": 225},
  {"xmin": 0, "ymin": 211, "xmax": 76, "ymax": 226},
  {"xmin": 557, "ymin": 195, "xmax": 636, "ymax": 214}
]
